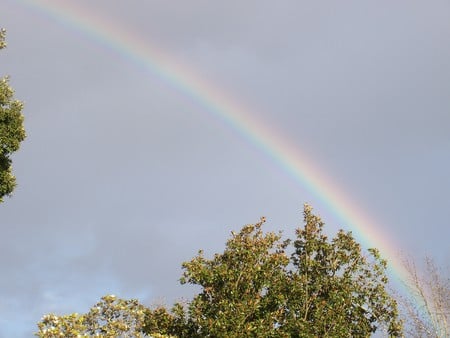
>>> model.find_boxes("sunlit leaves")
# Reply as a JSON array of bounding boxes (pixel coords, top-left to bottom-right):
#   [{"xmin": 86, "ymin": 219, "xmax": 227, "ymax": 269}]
[
  {"xmin": 283, "ymin": 204, "xmax": 402, "ymax": 337},
  {"xmin": 178, "ymin": 217, "xmax": 290, "ymax": 337},
  {"xmin": 172, "ymin": 204, "xmax": 402, "ymax": 337},
  {"xmin": 0, "ymin": 29, "xmax": 26, "ymax": 202},
  {"xmin": 36, "ymin": 295, "xmax": 148, "ymax": 337}
]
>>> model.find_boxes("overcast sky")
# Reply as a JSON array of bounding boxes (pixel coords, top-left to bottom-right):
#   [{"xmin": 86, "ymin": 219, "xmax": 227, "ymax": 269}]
[{"xmin": 2, "ymin": 0, "xmax": 450, "ymax": 336}]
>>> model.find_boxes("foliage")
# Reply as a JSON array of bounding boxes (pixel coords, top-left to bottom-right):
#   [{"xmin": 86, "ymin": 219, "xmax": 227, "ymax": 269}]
[
  {"xmin": 176, "ymin": 216, "xmax": 290, "ymax": 337},
  {"xmin": 399, "ymin": 257, "xmax": 449, "ymax": 337},
  {"xmin": 145, "ymin": 204, "xmax": 402, "ymax": 337},
  {"xmin": 36, "ymin": 313, "xmax": 87, "ymax": 338},
  {"xmin": 144, "ymin": 304, "xmax": 186, "ymax": 337},
  {"xmin": 37, "ymin": 205, "xmax": 403, "ymax": 337},
  {"xmin": 36, "ymin": 295, "xmax": 149, "ymax": 337},
  {"xmin": 0, "ymin": 29, "xmax": 26, "ymax": 202},
  {"xmin": 281, "ymin": 205, "xmax": 402, "ymax": 336}
]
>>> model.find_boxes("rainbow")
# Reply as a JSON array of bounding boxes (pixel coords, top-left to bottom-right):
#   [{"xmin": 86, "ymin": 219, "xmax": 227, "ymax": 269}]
[{"xmin": 17, "ymin": 1, "xmax": 410, "ymax": 288}]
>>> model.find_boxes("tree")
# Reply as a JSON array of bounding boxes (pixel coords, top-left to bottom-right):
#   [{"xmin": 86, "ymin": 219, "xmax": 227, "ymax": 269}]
[
  {"xmin": 399, "ymin": 257, "xmax": 449, "ymax": 337},
  {"xmin": 0, "ymin": 29, "xmax": 26, "ymax": 202},
  {"xmin": 175, "ymin": 216, "xmax": 290, "ymax": 337},
  {"xmin": 37, "ymin": 205, "xmax": 403, "ymax": 337},
  {"xmin": 281, "ymin": 205, "xmax": 402, "ymax": 336},
  {"xmin": 146, "ymin": 204, "xmax": 402, "ymax": 337},
  {"xmin": 36, "ymin": 295, "xmax": 149, "ymax": 337}
]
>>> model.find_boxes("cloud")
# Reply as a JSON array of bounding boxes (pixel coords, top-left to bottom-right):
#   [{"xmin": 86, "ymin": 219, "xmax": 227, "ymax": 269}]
[{"xmin": 1, "ymin": 1, "xmax": 450, "ymax": 336}]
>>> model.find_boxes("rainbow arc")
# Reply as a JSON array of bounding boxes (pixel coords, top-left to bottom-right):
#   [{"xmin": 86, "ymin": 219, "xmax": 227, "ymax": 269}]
[{"xmin": 18, "ymin": 0, "xmax": 413, "ymax": 294}]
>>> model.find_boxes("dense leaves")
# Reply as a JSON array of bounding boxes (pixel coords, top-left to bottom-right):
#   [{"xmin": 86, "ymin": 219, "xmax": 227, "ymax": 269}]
[
  {"xmin": 37, "ymin": 205, "xmax": 403, "ymax": 337},
  {"xmin": 282, "ymin": 205, "xmax": 402, "ymax": 336},
  {"xmin": 160, "ymin": 204, "xmax": 402, "ymax": 337},
  {"xmin": 176, "ymin": 217, "xmax": 290, "ymax": 337},
  {"xmin": 0, "ymin": 29, "xmax": 26, "ymax": 202},
  {"xmin": 36, "ymin": 295, "xmax": 149, "ymax": 337}
]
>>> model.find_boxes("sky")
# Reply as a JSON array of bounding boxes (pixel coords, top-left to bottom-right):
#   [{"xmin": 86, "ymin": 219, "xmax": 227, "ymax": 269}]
[{"xmin": 1, "ymin": 0, "xmax": 450, "ymax": 336}]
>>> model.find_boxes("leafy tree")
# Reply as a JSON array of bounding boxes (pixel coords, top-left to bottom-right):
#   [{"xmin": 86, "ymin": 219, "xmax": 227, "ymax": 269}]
[
  {"xmin": 146, "ymin": 204, "xmax": 402, "ymax": 337},
  {"xmin": 0, "ymin": 29, "xmax": 26, "ymax": 202},
  {"xmin": 176, "ymin": 216, "xmax": 290, "ymax": 337},
  {"xmin": 36, "ymin": 313, "xmax": 87, "ymax": 338},
  {"xmin": 144, "ymin": 304, "xmax": 186, "ymax": 337},
  {"xmin": 399, "ymin": 257, "xmax": 449, "ymax": 337},
  {"xmin": 36, "ymin": 295, "xmax": 149, "ymax": 337},
  {"xmin": 281, "ymin": 205, "xmax": 402, "ymax": 337}
]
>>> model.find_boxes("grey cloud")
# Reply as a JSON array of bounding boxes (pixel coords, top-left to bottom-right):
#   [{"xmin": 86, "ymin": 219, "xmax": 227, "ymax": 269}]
[{"xmin": 1, "ymin": 1, "xmax": 450, "ymax": 337}]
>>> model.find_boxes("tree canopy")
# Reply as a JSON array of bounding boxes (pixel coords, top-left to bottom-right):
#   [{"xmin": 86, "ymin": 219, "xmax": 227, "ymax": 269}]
[
  {"xmin": 37, "ymin": 205, "xmax": 403, "ymax": 337},
  {"xmin": 0, "ymin": 29, "xmax": 26, "ymax": 202},
  {"xmin": 36, "ymin": 295, "xmax": 149, "ymax": 338}
]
